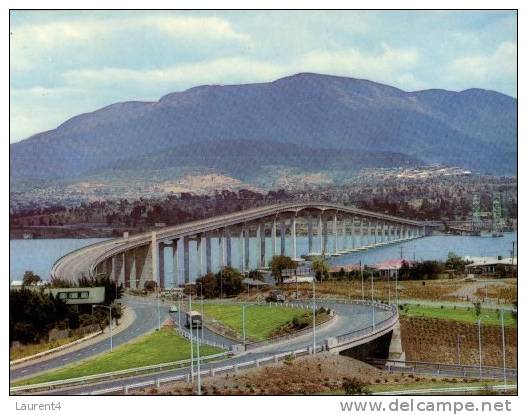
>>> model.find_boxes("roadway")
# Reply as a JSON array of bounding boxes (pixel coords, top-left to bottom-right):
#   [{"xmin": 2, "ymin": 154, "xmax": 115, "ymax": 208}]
[
  {"xmin": 10, "ymin": 296, "xmax": 170, "ymax": 381},
  {"xmin": 22, "ymin": 300, "xmax": 394, "ymax": 395}
]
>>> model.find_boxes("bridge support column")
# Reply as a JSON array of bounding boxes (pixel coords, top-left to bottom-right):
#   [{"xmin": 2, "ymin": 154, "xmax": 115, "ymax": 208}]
[
  {"xmin": 333, "ymin": 213, "xmax": 338, "ymax": 254},
  {"xmin": 291, "ymin": 215, "xmax": 297, "ymax": 260},
  {"xmin": 172, "ymin": 239, "xmax": 179, "ymax": 286},
  {"xmin": 323, "ymin": 216, "xmax": 329, "ymax": 255},
  {"xmin": 387, "ymin": 321, "xmax": 406, "ymax": 363},
  {"xmin": 158, "ymin": 242, "xmax": 165, "ymax": 289},
  {"xmin": 307, "ymin": 215, "xmax": 313, "ymax": 253},
  {"xmin": 244, "ymin": 225, "xmax": 250, "ymax": 271},
  {"xmin": 183, "ymin": 237, "xmax": 190, "ymax": 283},
  {"xmin": 205, "ymin": 235, "xmax": 212, "ymax": 274},
  {"xmin": 374, "ymin": 221, "xmax": 378, "ymax": 245},
  {"xmin": 271, "ymin": 220, "xmax": 277, "ymax": 257},
  {"xmin": 225, "ymin": 229, "xmax": 232, "ymax": 267},
  {"xmin": 351, "ymin": 217, "xmax": 356, "ymax": 249},
  {"xmin": 151, "ymin": 232, "xmax": 159, "ymax": 286},
  {"xmin": 318, "ymin": 214, "xmax": 323, "ymax": 254},
  {"xmin": 280, "ymin": 219, "xmax": 286, "ymax": 256},
  {"xmin": 238, "ymin": 228, "xmax": 244, "ymax": 271},
  {"xmin": 258, "ymin": 221, "xmax": 266, "ymax": 268},
  {"xmin": 197, "ymin": 234, "xmax": 208, "ymax": 276},
  {"xmin": 367, "ymin": 221, "xmax": 372, "ymax": 247},
  {"xmin": 341, "ymin": 217, "xmax": 347, "ymax": 251},
  {"xmin": 218, "ymin": 231, "xmax": 225, "ymax": 269},
  {"xmin": 124, "ymin": 250, "xmax": 134, "ymax": 288}
]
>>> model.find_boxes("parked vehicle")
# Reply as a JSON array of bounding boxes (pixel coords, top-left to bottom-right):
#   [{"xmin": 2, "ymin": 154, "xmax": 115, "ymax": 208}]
[
  {"xmin": 169, "ymin": 305, "xmax": 179, "ymax": 313},
  {"xmin": 265, "ymin": 290, "xmax": 285, "ymax": 303}
]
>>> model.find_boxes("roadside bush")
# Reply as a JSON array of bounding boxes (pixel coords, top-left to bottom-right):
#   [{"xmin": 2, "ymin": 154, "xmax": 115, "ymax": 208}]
[{"xmin": 342, "ymin": 377, "xmax": 370, "ymax": 395}]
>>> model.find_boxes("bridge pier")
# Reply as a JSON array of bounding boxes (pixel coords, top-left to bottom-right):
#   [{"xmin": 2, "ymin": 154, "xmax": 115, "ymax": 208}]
[
  {"xmin": 332, "ymin": 213, "xmax": 338, "ymax": 255},
  {"xmin": 280, "ymin": 219, "xmax": 286, "ymax": 256},
  {"xmin": 183, "ymin": 237, "xmax": 190, "ymax": 284},
  {"xmin": 172, "ymin": 239, "xmax": 179, "ymax": 287},
  {"xmin": 291, "ymin": 215, "xmax": 297, "ymax": 260},
  {"xmin": 317, "ymin": 214, "xmax": 323, "ymax": 255},
  {"xmin": 271, "ymin": 219, "xmax": 277, "ymax": 257},
  {"xmin": 307, "ymin": 215, "xmax": 313, "ymax": 253}
]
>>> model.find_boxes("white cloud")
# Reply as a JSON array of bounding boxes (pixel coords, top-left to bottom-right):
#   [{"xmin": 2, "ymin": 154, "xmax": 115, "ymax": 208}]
[
  {"xmin": 447, "ymin": 41, "xmax": 517, "ymax": 86},
  {"xmin": 298, "ymin": 43, "xmax": 419, "ymax": 84},
  {"xmin": 10, "ymin": 15, "xmax": 251, "ymax": 71}
]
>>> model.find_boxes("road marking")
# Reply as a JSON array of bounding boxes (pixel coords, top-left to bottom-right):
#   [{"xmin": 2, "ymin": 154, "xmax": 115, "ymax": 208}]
[
  {"xmin": 62, "ymin": 357, "xmax": 69, "ymax": 361},
  {"xmin": 20, "ymin": 369, "xmax": 28, "ymax": 373}
]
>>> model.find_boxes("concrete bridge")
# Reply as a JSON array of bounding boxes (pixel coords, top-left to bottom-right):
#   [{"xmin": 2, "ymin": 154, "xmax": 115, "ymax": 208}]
[{"xmin": 51, "ymin": 202, "xmax": 426, "ymax": 289}]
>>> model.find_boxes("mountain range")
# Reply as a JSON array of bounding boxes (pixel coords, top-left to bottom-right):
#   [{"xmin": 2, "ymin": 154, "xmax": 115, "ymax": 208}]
[{"xmin": 10, "ymin": 72, "xmax": 517, "ymax": 191}]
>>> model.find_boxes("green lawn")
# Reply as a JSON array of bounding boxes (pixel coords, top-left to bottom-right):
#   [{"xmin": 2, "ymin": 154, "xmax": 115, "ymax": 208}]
[
  {"xmin": 400, "ymin": 304, "xmax": 517, "ymax": 327},
  {"xmin": 193, "ymin": 303, "xmax": 307, "ymax": 341},
  {"xmin": 13, "ymin": 328, "xmax": 222, "ymax": 386}
]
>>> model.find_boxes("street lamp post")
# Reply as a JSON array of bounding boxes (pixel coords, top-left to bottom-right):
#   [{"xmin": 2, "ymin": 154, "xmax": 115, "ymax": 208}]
[
  {"xmin": 500, "ymin": 309, "xmax": 507, "ymax": 386},
  {"xmin": 156, "ymin": 289, "xmax": 161, "ymax": 331},
  {"xmin": 477, "ymin": 316, "xmax": 489, "ymax": 379},
  {"xmin": 242, "ymin": 303, "xmax": 246, "ymax": 350},
  {"xmin": 456, "ymin": 334, "xmax": 465, "ymax": 365},
  {"xmin": 395, "ymin": 268, "xmax": 399, "ymax": 306},
  {"xmin": 312, "ymin": 271, "xmax": 316, "ymax": 353},
  {"xmin": 360, "ymin": 261, "xmax": 365, "ymax": 301},
  {"xmin": 371, "ymin": 274, "xmax": 375, "ymax": 330},
  {"xmin": 92, "ymin": 304, "xmax": 113, "ymax": 352},
  {"xmin": 189, "ymin": 292, "xmax": 194, "ymax": 382}
]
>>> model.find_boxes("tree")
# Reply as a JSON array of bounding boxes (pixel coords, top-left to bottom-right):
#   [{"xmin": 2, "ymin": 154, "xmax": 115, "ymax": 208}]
[
  {"xmin": 270, "ymin": 255, "xmax": 297, "ymax": 284},
  {"xmin": 215, "ymin": 267, "xmax": 243, "ymax": 297},
  {"xmin": 143, "ymin": 280, "xmax": 157, "ymax": 292},
  {"xmin": 22, "ymin": 271, "xmax": 41, "ymax": 286},
  {"xmin": 311, "ymin": 256, "xmax": 329, "ymax": 282},
  {"xmin": 196, "ymin": 273, "xmax": 218, "ymax": 298}
]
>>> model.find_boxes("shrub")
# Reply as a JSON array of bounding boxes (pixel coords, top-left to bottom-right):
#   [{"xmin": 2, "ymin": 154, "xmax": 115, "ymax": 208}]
[{"xmin": 342, "ymin": 377, "xmax": 370, "ymax": 395}]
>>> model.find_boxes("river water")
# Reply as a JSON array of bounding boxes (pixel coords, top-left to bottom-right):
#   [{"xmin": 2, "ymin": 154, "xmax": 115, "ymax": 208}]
[{"xmin": 9, "ymin": 232, "xmax": 517, "ymax": 283}]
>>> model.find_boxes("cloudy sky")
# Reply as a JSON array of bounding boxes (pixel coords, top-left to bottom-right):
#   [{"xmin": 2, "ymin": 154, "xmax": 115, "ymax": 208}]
[{"xmin": 10, "ymin": 10, "xmax": 517, "ymax": 143}]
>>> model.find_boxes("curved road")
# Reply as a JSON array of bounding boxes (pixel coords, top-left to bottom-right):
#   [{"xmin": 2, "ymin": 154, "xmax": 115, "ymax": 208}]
[
  {"xmin": 23, "ymin": 300, "xmax": 395, "ymax": 395},
  {"xmin": 10, "ymin": 296, "xmax": 170, "ymax": 381}
]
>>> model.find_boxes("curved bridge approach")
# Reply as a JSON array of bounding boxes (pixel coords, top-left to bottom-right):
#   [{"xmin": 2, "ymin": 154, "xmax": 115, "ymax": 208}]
[{"xmin": 52, "ymin": 202, "xmax": 426, "ymax": 288}]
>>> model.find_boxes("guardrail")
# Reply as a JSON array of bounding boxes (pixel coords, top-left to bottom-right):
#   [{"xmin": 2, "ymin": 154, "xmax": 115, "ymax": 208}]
[
  {"xmin": 10, "ymin": 351, "xmax": 230, "ymax": 395},
  {"xmin": 82, "ymin": 344, "xmax": 326, "ymax": 395},
  {"xmin": 373, "ymin": 384, "xmax": 517, "ymax": 396},
  {"xmin": 369, "ymin": 358, "xmax": 517, "ymax": 380}
]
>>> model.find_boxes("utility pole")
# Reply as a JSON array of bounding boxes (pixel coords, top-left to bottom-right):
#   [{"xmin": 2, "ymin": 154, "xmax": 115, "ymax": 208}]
[
  {"xmin": 189, "ymin": 292, "xmax": 194, "ymax": 383},
  {"xmin": 312, "ymin": 273, "xmax": 316, "ymax": 353},
  {"xmin": 360, "ymin": 260, "xmax": 364, "ymax": 301},
  {"xmin": 371, "ymin": 274, "xmax": 375, "ymax": 329},
  {"xmin": 501, "ymin": 309, "xmax": 507, "ymax": 386},
  {"xmin": 242, "ymin": 303, "xmax": 246, "ymax": 350}
]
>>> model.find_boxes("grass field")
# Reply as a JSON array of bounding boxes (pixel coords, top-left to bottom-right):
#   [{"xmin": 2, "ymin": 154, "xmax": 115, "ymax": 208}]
[
  {"xmin": 400, "ymin": 304, "xmax": 517, "ymax": 327},
  {"xmin": 193, "ymin": 303, "xmax": 307, "ymax": 341},
  {"xmin": 14, "ymin": 328, "xmax": 222, "ymax": 386}
]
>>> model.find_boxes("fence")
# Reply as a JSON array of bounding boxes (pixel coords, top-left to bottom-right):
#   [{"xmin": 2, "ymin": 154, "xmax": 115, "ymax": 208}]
[
  {"xmin": 10, "ymin": 351, "xmax": 230, "ymax": 395},
  {"xmin": 369, "ymin": 358, "xmax": 518, "ymax": 380},
  {"xmin": 82, "ymin": 345, "xmax": 325, "ymax": 395}
]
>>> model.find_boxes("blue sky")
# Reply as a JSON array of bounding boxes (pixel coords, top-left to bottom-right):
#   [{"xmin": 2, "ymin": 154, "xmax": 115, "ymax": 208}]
[{"xmin": 10, "ymin": 10, "xmax": 517, "ymax": 142}]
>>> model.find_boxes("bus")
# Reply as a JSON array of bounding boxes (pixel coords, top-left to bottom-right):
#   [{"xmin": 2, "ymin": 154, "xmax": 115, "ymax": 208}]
[{"xmin": 185, "ymin": 311, "xmax": 202, "ymax": 328}]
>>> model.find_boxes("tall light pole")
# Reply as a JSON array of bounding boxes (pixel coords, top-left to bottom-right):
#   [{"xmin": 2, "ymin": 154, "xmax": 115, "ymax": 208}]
[
  {"xmin": 92, "ymin": 304, "xmax": 113, "ymax": 352},
  {"xmin": 312, "ymin": 271, "xmax": 316, "ymax": 353},
  {"xmin": 371, "ymin": 273, "xmax": 375, "ymax": 330},
  {"xmin": 360, "ymin": 260, "xmax": 365, "ymax": 301},
  {"xmin": 196, "ymin": 312, "xmax": 201, "ymax": 396},
  {"xmin": 189, "ymin": 291, "xmax": 194, "ymax": 382},
  {"xmin": 501, "ymin": 309, "xmax": 507, "ymax": 386},
  {"xmin": 395, "ymin": 268, "xmax": 399, "ymax": 306},
  {"xmin": 242, "ymin": 303, "xmax": 246, "ymax": 350},
  {"xmin": 456, "ymin": 334, "xmax": 465, "ymax": 365},
  {"xmin": 477, "ymin": 316, "xmax": 489, "ymax": 379},
  {"xmin": 196, "ymin": 282, "xmax": 204, "ymax": 343},
  {"xmin": 156, "ymin": 288, "xmax": 161, "ymax": 331}
]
